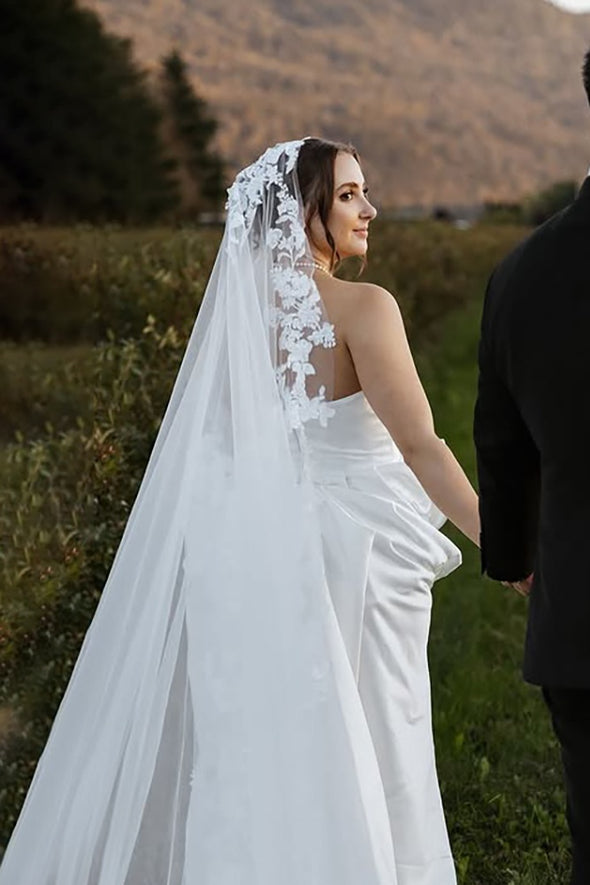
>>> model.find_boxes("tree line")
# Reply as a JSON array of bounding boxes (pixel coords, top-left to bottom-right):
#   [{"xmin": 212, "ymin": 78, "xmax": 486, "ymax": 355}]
[
  {"xmin": 0, "ymin": 0, "xmax": 225, "ymax": 224},
  {"xmin": 481, "ymin": 180, "xmax": 579, "ymax": 227}
]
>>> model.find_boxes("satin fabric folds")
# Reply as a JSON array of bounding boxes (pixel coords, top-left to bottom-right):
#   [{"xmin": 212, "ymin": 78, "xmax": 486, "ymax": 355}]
[{"xmin": 307, "ymin": 390, "xmax": 462, "ymax": 885}]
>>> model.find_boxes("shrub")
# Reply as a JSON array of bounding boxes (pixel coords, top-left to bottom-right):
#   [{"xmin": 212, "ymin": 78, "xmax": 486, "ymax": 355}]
[
  {"xmin": 0, "ymin": 224, "xmax": 219, "ymax": 344},
  {"xmin": 480, "ymin": 201, "xmax": 525, "ymax": 226},
  {"xmin": 0, "ymin": 318, "xmax": 185, "ymax": 846},
  {"xmin": 524, "ymin": 180, "xmax": 578, "ymax": 227},
  {"xmin": 0, "ymin": 342, "xmax": 94, "ymax": 443}
]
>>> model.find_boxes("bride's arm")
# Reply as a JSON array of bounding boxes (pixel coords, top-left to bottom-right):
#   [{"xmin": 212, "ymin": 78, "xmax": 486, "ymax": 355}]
[{"xmin": 344, "ymin": 284, "xmax": 480, "ymax": 547}]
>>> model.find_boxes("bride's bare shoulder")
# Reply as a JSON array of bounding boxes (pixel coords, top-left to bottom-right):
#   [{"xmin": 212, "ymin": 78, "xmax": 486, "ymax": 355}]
[{"xmin": 329, "ymin": 278, "xmax": 401, "ymax": 324}]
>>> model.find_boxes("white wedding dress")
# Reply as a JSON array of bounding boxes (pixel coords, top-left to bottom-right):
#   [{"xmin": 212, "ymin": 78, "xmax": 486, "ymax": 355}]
[
  {"xmin": 307, "ymin": 389, "xmax": 462, "ymax": 885},
  {"xmin": 0, "ymin": 141, "xmax": 463, "ymax": 885}
]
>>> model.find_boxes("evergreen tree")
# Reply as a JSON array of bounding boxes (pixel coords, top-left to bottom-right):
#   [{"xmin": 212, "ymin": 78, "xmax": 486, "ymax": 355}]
[
  {"xmin": 161, "ymin": 49, "xmax": 225, "ymax": 213},
  {"xmin": 0, "ymin": 0, "xmax": 180, "ymax": 223}
]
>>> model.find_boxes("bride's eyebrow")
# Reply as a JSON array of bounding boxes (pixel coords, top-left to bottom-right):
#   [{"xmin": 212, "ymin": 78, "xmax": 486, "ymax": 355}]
[{"xmin": 336, "ymin": 181, "xmax": 366, "ymax": 191}]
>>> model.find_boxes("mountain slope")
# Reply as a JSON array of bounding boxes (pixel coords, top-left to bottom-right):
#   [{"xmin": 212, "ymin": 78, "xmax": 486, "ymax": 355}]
[{"xmin": 80, "ymin": 0, "xmax": 590, "ymax": 205}]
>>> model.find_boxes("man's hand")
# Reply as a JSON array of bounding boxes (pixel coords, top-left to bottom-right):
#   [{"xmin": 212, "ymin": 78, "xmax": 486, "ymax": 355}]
[{"xmin": 501, "ymin": 573, "xmax": 534, "ymax": 597}]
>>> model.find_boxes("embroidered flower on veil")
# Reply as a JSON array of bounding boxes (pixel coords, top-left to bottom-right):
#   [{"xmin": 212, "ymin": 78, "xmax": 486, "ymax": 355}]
[{"xmin": 226, "ymin": 140, "xmax": 336, "ymax": 430}]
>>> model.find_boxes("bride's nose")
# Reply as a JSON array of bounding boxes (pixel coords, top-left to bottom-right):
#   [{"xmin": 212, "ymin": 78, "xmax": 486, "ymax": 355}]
[{"xmin": 361, "ymin": 198, "xmax": 377, "ymax": 221}]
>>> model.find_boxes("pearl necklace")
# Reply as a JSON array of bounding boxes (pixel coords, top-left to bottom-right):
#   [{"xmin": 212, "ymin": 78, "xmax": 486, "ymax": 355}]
[{"xmin": 298, "ymin": 260, "xmax": 333, "ymax": 277}]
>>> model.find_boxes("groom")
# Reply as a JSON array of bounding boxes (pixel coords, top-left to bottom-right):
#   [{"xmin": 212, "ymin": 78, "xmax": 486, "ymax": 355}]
[{"xmin": 473, "ymin": 51, "xmax": 590, "ymax": 885}]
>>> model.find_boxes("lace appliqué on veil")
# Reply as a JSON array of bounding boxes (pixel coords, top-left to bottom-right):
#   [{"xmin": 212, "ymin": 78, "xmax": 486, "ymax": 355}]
[{"xmin": 226, "ymin": 140, "xmax": 336, "ymax": 430}]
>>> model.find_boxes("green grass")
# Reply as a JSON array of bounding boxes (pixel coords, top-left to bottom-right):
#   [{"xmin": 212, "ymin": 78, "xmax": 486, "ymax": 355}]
[{"xmin": 422, "ymin": 300, "xmax": 570, "ymax": 883}]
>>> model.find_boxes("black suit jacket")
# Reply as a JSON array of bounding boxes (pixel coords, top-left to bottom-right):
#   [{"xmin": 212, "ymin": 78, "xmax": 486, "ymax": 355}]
[{"xmin": 474, "ymin": 177, "xmax": 590, "ymax": 687}]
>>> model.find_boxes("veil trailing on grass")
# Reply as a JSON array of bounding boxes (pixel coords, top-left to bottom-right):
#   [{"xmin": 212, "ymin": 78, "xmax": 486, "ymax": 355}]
[{"xmin": 0, "ymin": 140, "xmax": 398, "ymax": 884}]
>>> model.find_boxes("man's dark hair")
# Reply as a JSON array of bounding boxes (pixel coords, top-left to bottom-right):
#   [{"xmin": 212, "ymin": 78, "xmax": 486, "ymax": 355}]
[{"xmin": 583, "ymin": 50, "xmax": 590, "ymax": 106}]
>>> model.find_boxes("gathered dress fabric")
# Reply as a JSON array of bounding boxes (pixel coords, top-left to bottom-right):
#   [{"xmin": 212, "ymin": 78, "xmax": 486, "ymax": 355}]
[{"xmin": 307, "ymin": 390, "xmax": 462, "ymax": 885}]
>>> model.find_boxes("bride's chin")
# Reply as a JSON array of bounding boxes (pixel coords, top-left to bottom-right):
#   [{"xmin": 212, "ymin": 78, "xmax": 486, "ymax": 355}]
[{"xmin": 339, "ymin": 244, "xmax": 368, "ymax": 260}]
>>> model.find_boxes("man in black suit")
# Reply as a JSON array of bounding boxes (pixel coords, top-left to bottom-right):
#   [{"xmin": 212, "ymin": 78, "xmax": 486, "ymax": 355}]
[{"xmin": 474, "ymin": 52, "xmax": 590, "ymax": 885}]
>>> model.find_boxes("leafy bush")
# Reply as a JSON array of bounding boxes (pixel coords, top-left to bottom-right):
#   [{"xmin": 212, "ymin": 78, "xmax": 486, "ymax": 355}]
[
  {"xmin": 0, "ymin": 221, "xmax": 527, "ymax": 446},
  {"xmin": 0, "ymin": 318, "xmax": 185, "ymax": 846},
  {"xmin": 480, "ymin": 181, "xmax": 580, "ymax": 230},
  {"xmin": 480, "ymin": 201, "xmax": 525, "ymax": 226},
  {"xmin": 0, "ymin": 224, "xmax": 219, "ymax": 344},
  {"xmin": 524, "ymin": 180, "xmax": 578, "ymax": 227},
  {"xmin": 0, "ymin": 343, "xmax": 95, "ymax": 443}
]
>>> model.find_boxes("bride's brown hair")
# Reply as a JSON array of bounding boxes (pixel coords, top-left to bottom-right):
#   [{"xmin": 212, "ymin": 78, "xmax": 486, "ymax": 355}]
[{"xmin": 296, "ymin": 137, "xmax": 361, "ymax": 271}]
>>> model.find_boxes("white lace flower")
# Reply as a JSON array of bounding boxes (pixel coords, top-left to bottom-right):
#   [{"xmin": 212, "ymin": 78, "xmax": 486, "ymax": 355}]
[
  {"xmin": 298, "ymin": 302, "xmax": 323, "ymax": 328},
  {"xmin": 266, "ymin": 228, "xmax": 282, "ymax": 249},
  {"xmin": 226, "ymin": 139, "xmax": 336, "ymax": 429},
  {"xmin": 286, "ymin": 338, "xmax": 313, "ymax": 366}
]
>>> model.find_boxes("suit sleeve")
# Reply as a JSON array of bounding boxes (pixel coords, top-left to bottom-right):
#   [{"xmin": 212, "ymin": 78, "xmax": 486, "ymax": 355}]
[{"xmin": 473, "ymin": 280, "xmax": 540, "ymax": 582}]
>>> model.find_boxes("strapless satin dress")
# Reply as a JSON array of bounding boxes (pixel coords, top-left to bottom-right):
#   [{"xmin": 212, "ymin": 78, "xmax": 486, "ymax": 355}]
[{"xmin": 306, "ymin": 390, "xmax": 462, "ymax": 885}]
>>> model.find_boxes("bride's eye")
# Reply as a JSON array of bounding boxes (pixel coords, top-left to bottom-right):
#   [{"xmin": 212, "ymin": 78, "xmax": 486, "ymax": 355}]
[{"xmin": 340, "ymin": 192, "xmax": 353, "ymax": 201}]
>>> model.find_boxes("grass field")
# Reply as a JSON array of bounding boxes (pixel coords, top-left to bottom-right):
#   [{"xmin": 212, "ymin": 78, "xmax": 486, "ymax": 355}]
[
  {"xmin": 421, "ymin": 300, "xmax": 570, "ymax": 884},
  {"xmin": 0, "ymin": 221, "xmax": 571, "ymax": 880}
]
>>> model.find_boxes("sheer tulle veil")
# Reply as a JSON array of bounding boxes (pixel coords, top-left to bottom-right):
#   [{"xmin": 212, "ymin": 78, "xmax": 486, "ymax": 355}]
[{"xmin": 0, "ymin": 140, "xmax": 398, "ymax": 884}]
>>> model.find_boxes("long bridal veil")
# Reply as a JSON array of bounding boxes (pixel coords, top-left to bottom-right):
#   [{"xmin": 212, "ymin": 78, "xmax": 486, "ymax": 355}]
[{"xmin": 0, "ymin": 140, "xmax": 398, "ymax": 885}]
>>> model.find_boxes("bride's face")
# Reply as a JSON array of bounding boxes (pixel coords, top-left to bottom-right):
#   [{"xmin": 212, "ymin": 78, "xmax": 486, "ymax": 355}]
[{"xmin": 309, "ymin": 151, "xmax": 377, "ymax": 264}]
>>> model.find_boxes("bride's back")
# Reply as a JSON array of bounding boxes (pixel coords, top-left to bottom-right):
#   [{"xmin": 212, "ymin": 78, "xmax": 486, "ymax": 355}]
[{"xmin": 314, "ymin": 274, "xmax": 367, "ymax": 402}]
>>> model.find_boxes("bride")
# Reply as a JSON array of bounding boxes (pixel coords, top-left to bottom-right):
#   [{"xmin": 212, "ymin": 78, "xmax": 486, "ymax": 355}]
[{"xmin": 0, "ymin": 138, "xmax": 479, "ymax": 885}]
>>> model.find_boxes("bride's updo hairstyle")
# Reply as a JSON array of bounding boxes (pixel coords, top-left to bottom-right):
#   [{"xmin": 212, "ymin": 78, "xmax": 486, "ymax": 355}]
[{"xmin": 296, "ymin": 137, "xmax": 361, "ymax": 270}]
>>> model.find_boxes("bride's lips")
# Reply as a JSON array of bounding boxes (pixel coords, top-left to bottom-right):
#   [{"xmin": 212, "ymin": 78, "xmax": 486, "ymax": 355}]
[{"xmin": 353, "ymin": 228, "xmax": 368, "ymax": 238}]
